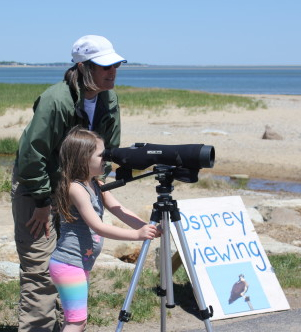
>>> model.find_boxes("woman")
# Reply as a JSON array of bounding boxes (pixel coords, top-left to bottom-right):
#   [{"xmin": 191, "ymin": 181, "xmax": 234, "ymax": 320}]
[{"xmin": 11, "ymin": 35, "xmax": 126, "ymax": 331}]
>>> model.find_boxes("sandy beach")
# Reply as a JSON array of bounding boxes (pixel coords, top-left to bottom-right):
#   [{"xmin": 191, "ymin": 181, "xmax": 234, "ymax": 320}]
[{"xmin": 0, "ymin": 93, "xmax": 301, "ymax": 331}]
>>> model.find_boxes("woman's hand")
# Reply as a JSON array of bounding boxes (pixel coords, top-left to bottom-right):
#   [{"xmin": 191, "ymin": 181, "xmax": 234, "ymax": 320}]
[{"xmin": 26, "ymin": 206, "xmax": 51, "ymax": 239}]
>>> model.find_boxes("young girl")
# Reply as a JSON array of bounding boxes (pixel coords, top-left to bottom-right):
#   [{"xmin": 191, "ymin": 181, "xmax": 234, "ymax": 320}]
[{"xmin": 49, "ymin": 127, "xmax": 159, "ymax": 332}]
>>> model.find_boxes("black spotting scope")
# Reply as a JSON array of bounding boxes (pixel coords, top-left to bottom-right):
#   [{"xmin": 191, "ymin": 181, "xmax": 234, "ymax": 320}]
[{"xmin": 103, "ymin": 143, "xmax": 215, "ymax": 170}]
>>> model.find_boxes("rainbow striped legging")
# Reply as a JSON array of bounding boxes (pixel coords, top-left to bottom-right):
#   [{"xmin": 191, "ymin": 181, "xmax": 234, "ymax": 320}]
[{"xmin": 49, "ymin": 258, "xmax": 90, "ymax": 322}]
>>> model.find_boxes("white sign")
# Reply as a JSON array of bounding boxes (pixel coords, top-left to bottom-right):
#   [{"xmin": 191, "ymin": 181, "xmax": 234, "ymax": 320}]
[{"xmin": 170, "ymin": 196, "xmax": 290, "ymax": 320}]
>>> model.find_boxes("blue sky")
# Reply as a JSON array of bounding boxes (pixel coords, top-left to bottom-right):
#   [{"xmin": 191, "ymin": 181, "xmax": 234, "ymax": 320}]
[{"xmin": 1, "ymin": 0, "xmax": 300, "ymax": 66}]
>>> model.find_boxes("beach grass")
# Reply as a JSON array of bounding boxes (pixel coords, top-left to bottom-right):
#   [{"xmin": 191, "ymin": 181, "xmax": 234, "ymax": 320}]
[
  {"xmin": 115, "ymin": 86, "xmax": 266, "ymax": 114},
  {"xmin": 190, "ymin": 174, "xmax": 249, "ymax": 190},
  {"xmin": 0, "ymin": 254, "xmax": 300, "ymax": 328},
  {"xmin": 0, "ymin": 83, "xmax": 266, "ymax": 116},
  {"xmin": 269, "ymin": 253, "xmax": 301, "ymax": 288},
  {"xmin": 0, "ymin": 138, "xmax": 18, "ymax": 193},
  {"xmin": 0, "ymin": 83, "xmax": 51, "ymax": 115},
  {"xmin": 0, "ymin": 138, "xmax": 18, "ymax": 155},
  {"xmin": 0, "ymin": 167, "xmax": 12, "ymax": 192},
  {"xmin": 0, "ymin": 137, "xmax": 17, "ymax": 192},
  {"xmin": 191, "ymin": 174, "xmax": 232, "ymax": 190}
]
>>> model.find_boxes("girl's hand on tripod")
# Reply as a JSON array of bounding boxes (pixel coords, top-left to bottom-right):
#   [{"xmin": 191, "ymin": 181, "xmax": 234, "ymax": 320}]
[{"xmin": 137, "ymin": 224, "xmax": 157, "ymax": 240}]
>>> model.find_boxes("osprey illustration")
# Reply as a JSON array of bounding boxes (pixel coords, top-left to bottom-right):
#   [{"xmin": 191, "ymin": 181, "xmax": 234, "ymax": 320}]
[{"xmin": 228, "ymin": 274, "xmax": 249, "ymax": 304}]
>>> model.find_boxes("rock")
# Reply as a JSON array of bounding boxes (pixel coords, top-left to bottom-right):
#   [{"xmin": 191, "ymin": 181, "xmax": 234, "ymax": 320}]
[
  {"xmin": 259, "ymin": 235, "xmax": 301, "ymax": 254},
  {"xmin": 230, "ymin": 174, "xmax": 250, "ymax": 180},
  {"xmin": 292, "ymin": 240, "xmax": 301, "ymax": 247},
  {"xmin": 269, "ymin": 207, "xmax": 301, "ymax": 228},
  {"xmin": 258, "ymin": 199, "xmax": 301, "ymax": 209},
  {"xmin": 114, "ymin": 243, "xmax": 141, "ymax": 263},
  {"xmin": 0, "ymin": 241, "xmax": 19, "ymax": 262},
  {"xmin": 0, "ymin": 261, "xmax": 19, "ymax": 278},
  {"xmin": 247, "ymin": 207, "xmax": 264, "ymax": 223},
  {"xmin": 257, "ymin": 206, "xmax": 273, "ymax": 222},
  {"xmin": 94, "ymin": 253, "xmax": 136, "ymax": 270},
  {"xmin": 118, "ymin": 248, "xmax": 141, "ymax": 263},
  {"xmin": 201, "ymin": 129, "xmax": 228, "ymax": 136},
  {"xmin": 256, "ymin": 199, "xmax": 301, "ymax": 228},
  {"xmin": 262, "ymin": 125, "xmax": 283, "ymax": 140},
  {"xmin": 0, "ymin": 235, "xmax": 9, "ymax": 243}
]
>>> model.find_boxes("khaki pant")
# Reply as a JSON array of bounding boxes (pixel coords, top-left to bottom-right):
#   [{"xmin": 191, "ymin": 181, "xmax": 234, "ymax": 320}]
[{"xmin": 11, "ymin": 168, "xmax": 62, "ymax": 332}]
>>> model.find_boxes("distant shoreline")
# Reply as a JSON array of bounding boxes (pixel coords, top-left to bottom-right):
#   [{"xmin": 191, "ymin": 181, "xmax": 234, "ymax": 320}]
[
  {"xmin": 0, "ymin": 64, "xmax": 70, "ymax": 68},
  {"xmin": 1, "ymin": 64, "xmax": 301, "ymax": 69}
]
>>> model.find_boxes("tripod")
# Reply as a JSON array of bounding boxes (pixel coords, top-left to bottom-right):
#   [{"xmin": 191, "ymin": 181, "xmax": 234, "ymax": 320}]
[{"xmin": 101, "ymin": 165, "xmax": 214, "ymax": 332}]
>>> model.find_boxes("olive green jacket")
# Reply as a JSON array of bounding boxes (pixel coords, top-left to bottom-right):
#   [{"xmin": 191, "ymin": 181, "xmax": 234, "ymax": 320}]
[{"xmin": 16, "ymin": 81, "xmax": 120, "ymax": 207}]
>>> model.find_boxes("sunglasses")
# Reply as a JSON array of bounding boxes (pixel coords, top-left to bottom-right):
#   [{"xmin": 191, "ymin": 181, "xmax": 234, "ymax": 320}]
[{"xmin": 102, "ymin": 62, "xmax": 122, "ymax": 71}]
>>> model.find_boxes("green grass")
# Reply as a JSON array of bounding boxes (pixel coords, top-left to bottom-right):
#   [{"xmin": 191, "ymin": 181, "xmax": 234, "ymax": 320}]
[
  {"xmin": 0, "ymin": 280, "xmax": 19, "ymax": 310},
  {"xmin": 0, "ymin": 83, "xmax": 51, "ymax": 115},
  {"xmin": 190, "ymin": 174, "xmax": 249, "ymax": 190},
  {"xmin": 0, "ymin": 280, "xmax": 19, "ymax": 331},
  {"xmin": 0, "ymin": 83, "xmax": 266, "ymax": 116},
  {"xmin": 0, "ymin": 167, "xmax": 12, "ymax": 192},
  {"xmin": 191, "ymin": 175, "xmax": 232, "ymax": 190},
  {"xmin": 0, "ymin": 138, "xmax": 18, "ymax": 155},
  {"xmin": 0, "ymin": 137, "xmax": 16, "ymax": 193},
  {"xmin": 269, "ymin": 253, "xmax": 301, "ymax": 288},
  {"xmin": 88, "ymin": 268, "xmax": 161, "ymax": 324},
  {"xmin": 115, "ymin": 86, "xmax": 266, "ymax": 114}
]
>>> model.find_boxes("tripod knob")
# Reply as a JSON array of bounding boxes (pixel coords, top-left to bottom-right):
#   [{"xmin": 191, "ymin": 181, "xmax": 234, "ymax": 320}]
[{"xmin": 118, "ymin": 309, "xmax": 132, "ymax": 322}]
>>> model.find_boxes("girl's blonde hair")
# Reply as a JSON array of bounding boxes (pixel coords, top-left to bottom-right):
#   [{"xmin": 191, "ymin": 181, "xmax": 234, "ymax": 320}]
[{"xmin": 56, "ymin": 126, "xmax": 103, "ymax": 223}]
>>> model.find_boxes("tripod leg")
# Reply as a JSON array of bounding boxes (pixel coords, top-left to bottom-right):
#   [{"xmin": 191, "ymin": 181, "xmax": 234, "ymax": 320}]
[
  {"xmin": 162, "ymin": 211, "xmax": 175, "ymax": 308},
  {"xmin": 159, "ymin": 232, "xmax": 167, "ymax": 332},
  {"xmin": 115, "ymin": 221, "xmax": 156, "ymax": 332},
  {"xmin": 158, "ymin": 211, "xmax": 176, "ymax": 332},
  {"xmin": 174, "ymin": 220, "xmax": 214, "ymax": 332}
]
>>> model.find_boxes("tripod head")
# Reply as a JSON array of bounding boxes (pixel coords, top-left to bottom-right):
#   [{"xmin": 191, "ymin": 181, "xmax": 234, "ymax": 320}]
[{"xmin": 99, "ymin": 165, "xmax": 199, "ymax": 192}]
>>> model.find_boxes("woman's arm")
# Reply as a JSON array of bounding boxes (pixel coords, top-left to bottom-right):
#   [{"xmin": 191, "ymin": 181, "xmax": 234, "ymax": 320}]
[{"xmin": 70, "ymin": 183, "xmax": 157, "ymax": 241}]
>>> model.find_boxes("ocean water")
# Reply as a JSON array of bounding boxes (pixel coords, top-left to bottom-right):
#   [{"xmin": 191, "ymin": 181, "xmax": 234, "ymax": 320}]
[{"xmin": 0, "ymin": 66, "xmax": 301, "ymax": 95}]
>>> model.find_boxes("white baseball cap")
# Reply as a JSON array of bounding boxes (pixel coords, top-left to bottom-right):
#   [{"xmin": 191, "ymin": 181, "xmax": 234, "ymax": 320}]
[{"xmin": 71, "ymin": 35, "xmax": 127, "ymax": 66}]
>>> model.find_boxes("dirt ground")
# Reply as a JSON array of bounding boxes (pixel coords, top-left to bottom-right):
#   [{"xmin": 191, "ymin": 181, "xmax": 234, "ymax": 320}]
[{"xmin": 1, "ymin": 94, "xmax": 301, "ymax": 331}]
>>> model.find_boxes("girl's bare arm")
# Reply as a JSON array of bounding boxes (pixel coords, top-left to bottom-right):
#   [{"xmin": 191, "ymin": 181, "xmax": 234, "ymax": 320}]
[{"xmin": 70, "ymin": 183, "xmax": 157, "ymax": 241}]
